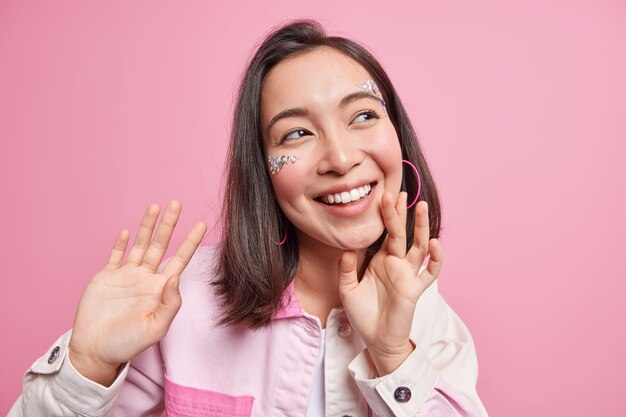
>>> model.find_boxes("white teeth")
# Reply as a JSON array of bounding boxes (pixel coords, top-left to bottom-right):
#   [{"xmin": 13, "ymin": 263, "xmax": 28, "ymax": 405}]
[{"xmin": 321, "ymin": 184, "xmax": 373, "ymax": 205}]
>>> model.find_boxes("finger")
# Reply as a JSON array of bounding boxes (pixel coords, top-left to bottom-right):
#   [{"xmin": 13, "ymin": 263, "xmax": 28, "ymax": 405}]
[
  {"xmin": 416, "ymin": 238, "xmax": 443, "ymax": 290},
  {"xmin": 379, "ymin": 192, "xmax": 406, "ymax": 254},
  {"xmin": 141, "ymin": 200, "xmax": 182, "ymax": 272},
  {"xmin": 105, "ymin": 230, "xmax": 130, "ymax": 269},
  {"xmin": 153, "ymin": 275, "xmax": 182, "ymax": 336},
  {"xmin": 397, "ymin": 191, "xmax": 407, "ymax": 242},
  {"xmin": 126, "ymin": 204, "xmax": 160, "ymax": 266},
  {"xmin": 338, "ymin": 250, "xmax": 359, "ymax": 297},
  {"xmin": 407, "ymin": 201, "xmax": 430, "ymax": 266},
  {"xmin": 383, "ymin": 192, "xmax": 407, "ymax": 258},
  {"xmin": 161, "ymin": 221, "xmax": 207, "ymax": 278}
]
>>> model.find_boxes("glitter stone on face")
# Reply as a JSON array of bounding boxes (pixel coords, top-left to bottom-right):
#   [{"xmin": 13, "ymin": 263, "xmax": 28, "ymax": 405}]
[
  {"xmin": 358, "ymin": 80, "xmax": 386, "ymax": 113},
  {"xmin": 268, "ymin": 155, "xmax": 300, "ymax": 175}
]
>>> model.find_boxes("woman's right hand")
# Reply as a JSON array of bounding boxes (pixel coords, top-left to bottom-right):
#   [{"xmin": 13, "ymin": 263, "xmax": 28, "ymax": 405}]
[{"xmin": 68, "ymin": 200, "xmax": 207, "ymax": 386}]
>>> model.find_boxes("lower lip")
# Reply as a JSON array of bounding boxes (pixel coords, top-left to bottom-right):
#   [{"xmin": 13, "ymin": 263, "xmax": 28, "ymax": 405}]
[{"xmin": 316, "ymin": 186, "xmax": 376, "ymax": 217}]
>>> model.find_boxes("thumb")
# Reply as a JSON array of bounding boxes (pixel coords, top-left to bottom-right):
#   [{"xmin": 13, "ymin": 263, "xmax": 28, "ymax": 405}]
[
  {"xmin": 154, "ymin": 275, "xmax": 183, "ymax": 329},
  {"xmin": 338, "ymin": 251, "xmax": 359, "ymax": 297}
]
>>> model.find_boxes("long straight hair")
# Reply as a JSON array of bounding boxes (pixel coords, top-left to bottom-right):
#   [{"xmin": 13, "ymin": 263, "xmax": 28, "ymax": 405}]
[{"xmin": 214, "ymin": 19, "xmax": 442, "ymax": 328}]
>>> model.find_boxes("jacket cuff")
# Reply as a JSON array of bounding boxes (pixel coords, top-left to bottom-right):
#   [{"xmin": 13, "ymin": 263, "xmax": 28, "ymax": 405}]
[
  {"xmin": 29, "ymin": 329, "xmax": 130, "ymax": 415},
  {"xmin": 348, "ymin": 340, "xmax": 438, "ymax": 417}
]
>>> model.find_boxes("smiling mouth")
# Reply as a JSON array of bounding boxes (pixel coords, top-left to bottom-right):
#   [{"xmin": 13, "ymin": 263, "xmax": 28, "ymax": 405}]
[{"xmin": 317, "ymin": 183, "xmax": 373, "ymax": 205}]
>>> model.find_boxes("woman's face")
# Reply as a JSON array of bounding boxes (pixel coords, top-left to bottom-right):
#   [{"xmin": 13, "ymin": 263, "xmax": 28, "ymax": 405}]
[{"xmin": 260, "ymin": 47, "xmax": 403, "ymax": 250}]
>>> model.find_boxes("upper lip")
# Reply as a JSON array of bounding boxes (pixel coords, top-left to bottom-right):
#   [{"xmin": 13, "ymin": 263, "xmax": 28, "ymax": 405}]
[{"xmin": 314, "ymin": 181, "xmax": 375, "ymax": 198}]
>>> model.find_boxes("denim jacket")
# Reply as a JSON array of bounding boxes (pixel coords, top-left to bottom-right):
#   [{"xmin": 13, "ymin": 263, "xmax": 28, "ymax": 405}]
[{"xmin": 9, "ymin": 246, "xmax": 489, "ymax": 417}]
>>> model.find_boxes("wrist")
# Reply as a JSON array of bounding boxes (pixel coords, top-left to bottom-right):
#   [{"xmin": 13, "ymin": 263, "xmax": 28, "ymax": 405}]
[
  {"xmin": 367, "ymin": 340, "xmax": 415, "ymax": 377},
  {"xmin": 68, "ymin": 348, "xmax": 123, "ymax": 387}
]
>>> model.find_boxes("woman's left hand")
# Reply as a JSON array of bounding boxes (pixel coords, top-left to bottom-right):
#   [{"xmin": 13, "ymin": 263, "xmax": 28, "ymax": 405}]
[{"xmin": 338, "ymin": 192, "xmax": 443, "ymax": 376}]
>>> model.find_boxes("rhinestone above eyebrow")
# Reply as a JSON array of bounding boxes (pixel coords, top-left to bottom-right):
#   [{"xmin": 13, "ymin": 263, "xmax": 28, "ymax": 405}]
[{"xmin": 357, "ymin": 80, "xmax": 386, "ymax": 111}]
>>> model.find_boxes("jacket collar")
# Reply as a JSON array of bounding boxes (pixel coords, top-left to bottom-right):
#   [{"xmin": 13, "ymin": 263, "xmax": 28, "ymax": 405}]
[{"xmin": 273, "ymin": 280, "xmax": 304, "ymax": 320}]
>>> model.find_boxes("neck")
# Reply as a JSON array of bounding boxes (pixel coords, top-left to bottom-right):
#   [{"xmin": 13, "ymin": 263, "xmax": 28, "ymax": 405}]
[{"xmin": 293, "ymin": 232, "xmax": 367, "ymax": 327}]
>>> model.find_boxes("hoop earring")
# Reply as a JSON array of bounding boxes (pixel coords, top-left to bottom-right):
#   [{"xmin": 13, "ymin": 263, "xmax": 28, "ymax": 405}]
[
  {"xmin": 402, "ymin": 159, "xmax": 422, "ymax": 209},
  {"xmin": 275, "ymin": 221, "xmax": 288, "ymax": 246}
]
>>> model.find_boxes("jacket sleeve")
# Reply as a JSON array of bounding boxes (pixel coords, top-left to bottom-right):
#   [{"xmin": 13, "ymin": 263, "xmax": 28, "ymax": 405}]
[
  {"xmin": 8, "ymin": 330, "xmax": 166, "ymax": 417},
  {"xmin": 348, "ymin": 282, "xmax": 489, "ymax": 417}
]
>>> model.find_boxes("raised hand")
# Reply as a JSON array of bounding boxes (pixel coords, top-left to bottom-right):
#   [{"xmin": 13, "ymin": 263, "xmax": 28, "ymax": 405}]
[
  {"xmin": 68, "ymin": 200, "xmax": 207, "ymax": 386},
  {"xmin": 338, "ymin": 192, "xmax": 443, "ymax": 376}
]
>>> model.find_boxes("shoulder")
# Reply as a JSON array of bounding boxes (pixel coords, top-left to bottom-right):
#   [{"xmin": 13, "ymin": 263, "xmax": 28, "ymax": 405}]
[
  {"xmin": 157, "ymin": 244, "xmax": 220, "ymax": 282},
  {"xmin": 158, "ymin": 244, "xmax": 223, "ymax": 314},
  {"xmin": 184, "ymin": 244, "xmax": 220, "ymax": 276},
  {"xmin": 414, "ymin": 279, "xmax": 442, "ymax": 319},
  {"xmin": 410, "ymin": 278, "xmax": 446, "ymax": 347}
]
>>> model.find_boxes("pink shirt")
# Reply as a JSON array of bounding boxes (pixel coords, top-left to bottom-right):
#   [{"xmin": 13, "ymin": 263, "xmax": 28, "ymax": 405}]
[{"xmin": 10, "ymin": 246, "xmax": 489, "ymax": 417}]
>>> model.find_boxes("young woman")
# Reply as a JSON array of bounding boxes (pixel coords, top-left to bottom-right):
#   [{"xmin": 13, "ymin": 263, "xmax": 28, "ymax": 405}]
[{"xmin": 10, "ymin": 20, "xmax": 489, "ymax": 417}]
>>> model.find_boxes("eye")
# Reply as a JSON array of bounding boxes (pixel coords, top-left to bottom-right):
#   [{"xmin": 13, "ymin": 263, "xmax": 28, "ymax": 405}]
[
  {"xmin": 351, "ymin": 110, "xmax": 380, "ymax": 124},
  {"xmin": 280, "ymin": 129, "xmax": 311, "ymax": 143}
]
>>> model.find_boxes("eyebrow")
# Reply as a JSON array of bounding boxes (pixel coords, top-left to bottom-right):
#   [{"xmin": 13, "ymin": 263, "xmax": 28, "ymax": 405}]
[{"xmin": 265, "ymin": 91, "xmax": 382, "ymax": 136}]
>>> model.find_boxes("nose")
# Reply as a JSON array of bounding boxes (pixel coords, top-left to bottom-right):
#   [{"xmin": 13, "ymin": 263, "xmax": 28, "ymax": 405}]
[{"xmin": 316, "ymin": 129, "xmax": 363, "ymax": 175}]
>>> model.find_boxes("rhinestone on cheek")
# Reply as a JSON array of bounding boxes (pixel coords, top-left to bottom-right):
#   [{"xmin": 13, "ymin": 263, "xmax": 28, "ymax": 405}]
[{"xmin": 267, "ymin": 155, "xmax": 300, "ymax": 175}]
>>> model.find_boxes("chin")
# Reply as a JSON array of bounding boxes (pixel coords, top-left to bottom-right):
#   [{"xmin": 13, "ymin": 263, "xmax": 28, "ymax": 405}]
[
  {"xmin": 335, "ymin": 239, "xmax": 377, "ymax": 251},
  {"xmin": 295, "ymin": 217, "xmax": 386, "ymax": 252},
  {"xmin": 329, "ymin": 226, "xmax": 385, "ymax": 251}
]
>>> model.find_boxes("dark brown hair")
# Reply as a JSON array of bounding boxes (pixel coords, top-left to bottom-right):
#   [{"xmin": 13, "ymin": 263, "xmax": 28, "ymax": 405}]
[{"xmin": 214, "ymin": 19, "xmax": 442, "ymax": 328}]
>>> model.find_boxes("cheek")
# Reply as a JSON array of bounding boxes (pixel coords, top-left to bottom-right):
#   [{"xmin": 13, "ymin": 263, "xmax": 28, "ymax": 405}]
[
  {"xmin": 369, "ymin": 132, "xmax": 404, "ymax": 188},
  {"xmin": 265, "ymin": 143, "xmax": 316, "ymax": 205},
  {"xmin": 269, "ymin": 164, "xmax": 307, "ymax": 203}
]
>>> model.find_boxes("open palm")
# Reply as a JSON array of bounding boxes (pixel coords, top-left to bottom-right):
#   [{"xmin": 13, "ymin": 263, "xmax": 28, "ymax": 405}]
[{"xmin": 69, "ymin": 201, "xmax": 206, "ymax": 383}]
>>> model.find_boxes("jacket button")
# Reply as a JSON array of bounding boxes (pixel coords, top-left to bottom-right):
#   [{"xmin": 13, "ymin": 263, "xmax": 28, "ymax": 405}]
[
  {"xmin": 47, "ymin": 346, "xmax": 61, "ymax": 364},
  {"xmin": 394, "ymin": 386, "xmax": 412, "ymax": 403},
  {"xmin": 337, "ymin": 322, "xmax": 352, "ymax": 338}
]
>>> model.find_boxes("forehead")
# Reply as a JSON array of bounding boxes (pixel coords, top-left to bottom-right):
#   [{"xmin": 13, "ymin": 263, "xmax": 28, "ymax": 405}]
[{"xmin": 261, "ymin": 47, "xmax": 374, "ymax": 114}]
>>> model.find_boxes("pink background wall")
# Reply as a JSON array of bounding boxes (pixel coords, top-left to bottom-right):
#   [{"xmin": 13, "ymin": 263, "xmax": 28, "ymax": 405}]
[{"xmin": 1, "ymin": 1, "xmax": 625, "ymax": 415}]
